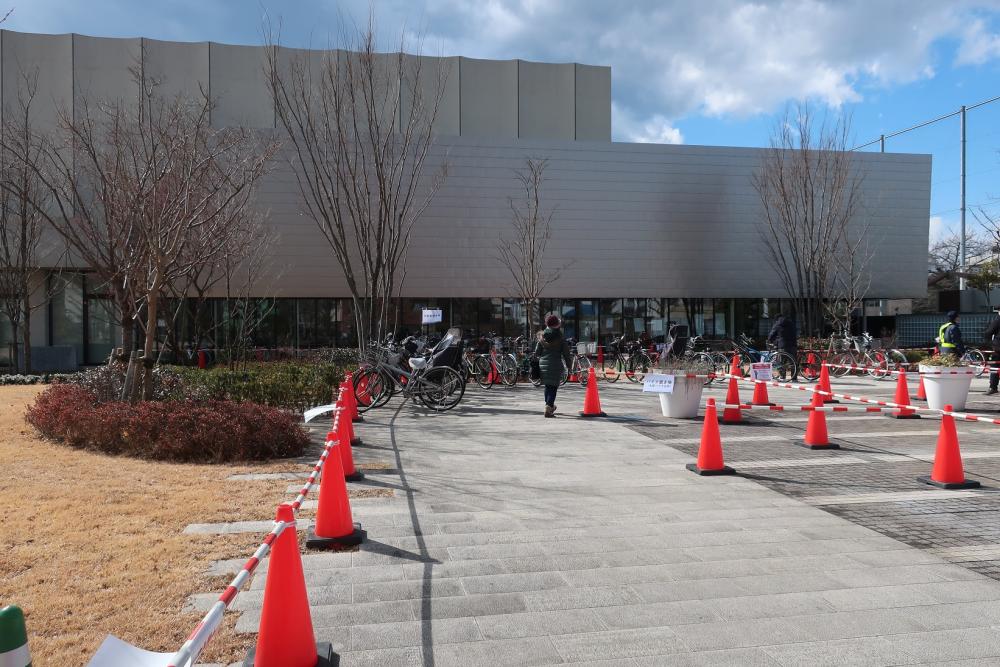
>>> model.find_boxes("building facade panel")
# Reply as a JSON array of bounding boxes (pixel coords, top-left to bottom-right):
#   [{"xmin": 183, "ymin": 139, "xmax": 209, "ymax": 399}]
[
  {"xmin": 209, "ymin": 42, "xmax": 274, "ymax": 128},
  {"xmin": 73, "ymin": 34, "xmax": 140, "ymax": 115},
  {"xmin": 250, "ymin": 137, "xmax": 931, "ymax": 301},
  {"xmin": 517, "ymin": 60, "xmax": 574, "ymax": 140},
  {"xmin": 459, "ymin": 57, "xmax": 518, "ymax": 138},
  {"xmin": 400, "ymin": 54, "xmax": 460, "ymax": 137},
  {"xmin": 141, "ymin": 37, "xmax": 209, "ymax": 102},
  {"xmin": 574, "ymin": 64, "xmax": 611, "ymax": 140},
  {"xmin": 2, "ymin": 30, "xmax": 72, "ymax": 130}
]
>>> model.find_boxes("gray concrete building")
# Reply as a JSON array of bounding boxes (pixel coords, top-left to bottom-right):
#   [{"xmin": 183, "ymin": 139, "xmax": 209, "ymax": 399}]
[{"xmin": 0, "ymin": 30, "xmax": 930, "ymax": 367}]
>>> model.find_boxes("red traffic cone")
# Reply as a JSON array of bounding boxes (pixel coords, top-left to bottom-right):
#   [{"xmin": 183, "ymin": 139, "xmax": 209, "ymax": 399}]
[
  {"xmin": 915, "ymin": 373, "xmax": 927, "ymax": 401},
  {"xmin": 801, "ymin": 387, "xmax": 838, "ymax": 450},
  {"xmin": 340, "ymin": 386, "xmax": 363, "ymax": 447},
  {"xmin": 579, "ymin": 367, "xmax": 607, "ymax": 417},
  {"xmin": 730, "ymin": 353, "xmax": 742, "ymax": 378},
  {"xmin": 721, "ymin": 377, "xmax": 742, "ymax": 424},
  {"xmin": 888, "ymin": 370, "xmax": 921, "ymax": 419},
  {"xmin": 335, "ymin": 408, "xmax": 364, "ymax": 481},
  {"xmin": 818, "ymin": 363, "xmax": 838, "ymax": 404},
  {"xmin": 919, "ymin": 405, "xmax": 981, "ymax": 489},
  {"xmin": 345, "ymin": 371, "xmax": 363, "ymax": 422},
  {"xmin": 751, "ymin": 376, "xmax": 773, "ymax": 406},
  {"xmin": 244, "ymin": 503, "xmax": 337, "ymax": 666},
  {"xmin": 687, "ymin": 398, "xmax": 735, "ymax": 476},
  {"xmin": 307, "ymin": 437, "xmax": 366, "ymax": 549}
]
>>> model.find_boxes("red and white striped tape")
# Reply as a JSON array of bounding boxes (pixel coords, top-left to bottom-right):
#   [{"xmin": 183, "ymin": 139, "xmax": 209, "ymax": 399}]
[
  {"xmin": 721, "ymin": 373, "xmax": 1000, "ymax": 426},
  {"xmin": 168, "ymin": 390, "xmax": 349, "ymax": 667}
]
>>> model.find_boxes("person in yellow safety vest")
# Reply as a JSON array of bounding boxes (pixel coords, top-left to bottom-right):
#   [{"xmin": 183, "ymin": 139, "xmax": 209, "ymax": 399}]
[{"xmin": 938, "ymin": 310, "xmax": 966, "ymax": 359}]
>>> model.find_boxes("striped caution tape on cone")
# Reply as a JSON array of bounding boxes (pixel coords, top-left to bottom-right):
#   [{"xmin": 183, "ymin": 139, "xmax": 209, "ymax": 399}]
[
  {"xmin": 0, "ymin": 606, "xmax": 31, "ymax": 667},
  {"xmin": 167, "ymin": 416, "xmax": 348, "ymax": 667},
  {"xmin": 719, "ymin": 373, "xmax": 1000, "ymax": 426}
]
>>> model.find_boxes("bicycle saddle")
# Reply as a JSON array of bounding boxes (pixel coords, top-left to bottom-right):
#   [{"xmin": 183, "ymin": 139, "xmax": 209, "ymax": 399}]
[{"xmin": 409, "ymin": 356, "xmax": 429, "ymax": 369}]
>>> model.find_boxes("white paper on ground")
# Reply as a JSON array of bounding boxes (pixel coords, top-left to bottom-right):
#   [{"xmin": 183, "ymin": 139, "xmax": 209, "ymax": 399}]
[
  {"xmin": 86, "ymin": 635, "xmax": 176, "ymax": 667},
  {"xmin": 303, "ymin": 404, "xmax": 335, "ymax": 423}
]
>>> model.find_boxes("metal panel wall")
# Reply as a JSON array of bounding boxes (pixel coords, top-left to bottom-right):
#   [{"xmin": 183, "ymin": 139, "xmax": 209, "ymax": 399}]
[
  {"xmin": 518, "ymin": 60, "xmax": 574, "ymax": 140},
  {"xmin": 141, "ymin": 38, "xmax": 209, "ymax": 102},
  {"xmin": 73, "ymin": 34, "xmax": 140, "ymax": 115},
  {"xmin": 575, "ymin": 64, "xmax": 611, "ymax": 141},
  {"xmin": 209, "ymin": 42, "xmax": 274, "ymax": 128},
  {"xmin": 459, "ymin": 57, "xmax": 518, "ymax": 138},
  {"xmin": 2, "ymin": 30, "xmax": 72, "ymax": 129},
  {"xmin": 250, "ymin": 137, "xmax": 932, "ymax": 300}
]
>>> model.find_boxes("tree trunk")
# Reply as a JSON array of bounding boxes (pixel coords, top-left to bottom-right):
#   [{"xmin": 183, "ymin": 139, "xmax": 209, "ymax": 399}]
[
  {"xmin": 141, "ymin": 283, "xmax": 160, "ymax": 401},
  {"xmin": 22, "ymin": 304, "xmax": 31, "ymax": 374}
]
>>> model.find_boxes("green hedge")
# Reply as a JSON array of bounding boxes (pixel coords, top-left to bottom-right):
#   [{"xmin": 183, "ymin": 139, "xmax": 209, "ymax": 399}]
[{"xmin": 173, "ymin": 362, "xmax": 349, "ymax": 412}]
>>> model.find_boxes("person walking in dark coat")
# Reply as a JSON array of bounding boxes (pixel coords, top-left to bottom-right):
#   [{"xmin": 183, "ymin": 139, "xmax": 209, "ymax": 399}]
[
  {"xmin": 984, "ymin": 308, "xmax": 1000, "ymax": 395},
  {"xmin": 767, "ymin": 312, "xmax": 799, "ymax": 380},
  {"xmin": 534, "ymin": 314, "xmax": 573, "ymax": 417}
]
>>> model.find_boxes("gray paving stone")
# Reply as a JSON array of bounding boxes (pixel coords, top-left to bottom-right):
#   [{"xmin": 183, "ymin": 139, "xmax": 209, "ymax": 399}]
[
  {"xmin": 633, "ymin": 647, "xmax": 781, "ymax": 666},
  {"xmin": 413, "ymin": 592, "xmax": 528, "ymax": 619},
  {"xmin": 351, "ymin": 577, "xmax": 467, "ymax": 603},
  {"xmin": 524, "ymin": 585, "xmax": 643, "ymax": 612},
  {"xmin": 761, "ymin": 636, "xmax": 921, "ymax": 666},
  {"xmin": 476, "ymin": 609, "xmax": 608, "ymax": 640},
  {"xmin": 349, "ymin": 616, "xmax": 482, "ymax": 650},
  {"xmin": 882, "ymin": 627, "xmax": 1000, "ymax": 662},
  {"xmin": 705, "ymin": 591, "xmax": 837, "ymax": 621},
  {"xmin": 551, "ymin": 627, "xmax": 687, "ymax": 662},
  {"xmin": 461, "ymin": 571, "xmax": 568, "ymax": 595},
  {"xmin": 594, "ymin": 599, "xmax": 720, "ymax": 629},
  {"xmin": 431, "ymin": 636, "xmax": 564, "ymax": 667},
  {"xmin": 669, "ymin": 617, "xmax": 818, "ymax": 651},
  {"xmin": 333, "ymin": 646, "xmax": 422, "ymax": 667}
]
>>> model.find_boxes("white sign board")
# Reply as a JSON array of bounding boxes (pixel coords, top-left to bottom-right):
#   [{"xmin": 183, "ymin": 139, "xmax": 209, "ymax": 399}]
[
  {"xmin": 87, "ymin": 635, "xmax": 174, "ymax": 667},
  {"xmin": 750, "ymin": 362, "xmax": 773, "ymax": 381},
  {"xmin": 421, "ymin": 308, "xmax": 443, "ymax": 325},
  {"xmin": 643, "ymin": 373, "xmax": 675, "ymax": 394}
]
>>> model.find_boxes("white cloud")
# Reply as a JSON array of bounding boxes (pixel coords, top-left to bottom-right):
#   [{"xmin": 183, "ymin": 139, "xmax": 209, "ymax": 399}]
[
  {"xmin": 613, "ymin": 104, "xmax": 683, "ymax": 144},
  {"xmin": 956, "ymin": 17, "xmax": 1000, "ymax": 65}
]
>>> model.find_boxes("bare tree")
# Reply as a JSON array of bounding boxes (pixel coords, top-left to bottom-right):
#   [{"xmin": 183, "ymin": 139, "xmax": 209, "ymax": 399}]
[
  {"xmin": 11, "ymin": 63, "xmax": 276, "ymax": 398},
  {"xmin": 752, "ymin": 103, "xmax": 863, "ymax": 336},
  {"xmin": 0, "ymin": 71, "xmax": 49, "ymax": 372},
  {"xmin": 825, "ymin": 219, "xmax": 875, "ymax": 335},
  {"xmin": 266, "ymin": 17, "xmax": 449, "ymax": 350},
  {"xmin": 496, "ymin": 158, "xmax": 565, "ymax": 335}
]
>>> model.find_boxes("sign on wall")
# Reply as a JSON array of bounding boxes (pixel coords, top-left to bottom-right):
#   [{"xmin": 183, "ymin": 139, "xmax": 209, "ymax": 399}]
[
  {"xmin": 421, "ymin": 309, "xmax": 443, "ymax": 325},
  {"xmin": 642, "ymin": 373, "xmax": 675, "ymax": 394}
]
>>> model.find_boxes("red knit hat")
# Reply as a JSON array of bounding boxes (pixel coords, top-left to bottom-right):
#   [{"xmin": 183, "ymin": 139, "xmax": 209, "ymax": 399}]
[{"xmin": 545, "ymin": 314, "xmax": 561, "ymax": 328}]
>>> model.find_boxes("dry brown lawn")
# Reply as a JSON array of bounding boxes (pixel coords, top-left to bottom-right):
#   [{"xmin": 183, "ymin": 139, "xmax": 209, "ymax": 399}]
[{"xmin": 0, "ymin": 385, "xmax": 390, "ymax": 665}]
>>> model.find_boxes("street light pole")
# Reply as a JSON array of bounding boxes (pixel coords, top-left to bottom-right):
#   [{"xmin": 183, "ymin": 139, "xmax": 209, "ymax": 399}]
[{"xmin": 960, "ymin": 105, "xmax": 967, "ymax": 292}]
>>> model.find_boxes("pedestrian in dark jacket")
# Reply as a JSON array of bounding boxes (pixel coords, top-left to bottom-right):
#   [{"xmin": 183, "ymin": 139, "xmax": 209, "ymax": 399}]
[
  {"xmin": 984, "ymin": 308, "xmax": 1000, "ymax": 395},
  {"xmin": 534, "ymin": 314, "xmax": 573, "ymax": 417},
  {"xmin": 768, "ymin": 313, "xmax": 799, "ymax": 380}
]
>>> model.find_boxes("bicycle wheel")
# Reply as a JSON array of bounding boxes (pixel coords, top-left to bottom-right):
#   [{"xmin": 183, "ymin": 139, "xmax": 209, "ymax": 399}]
[
  {"xmin": 577, "ymin": 355, "xmax": 593, "ymax": 386},
  {"xmin": 964, "ymin": 349, "xmax": 987, "ymax": 377},
  {"xmin": 828, "ymin": 352, "xmax": 855, "ymax": 378},
  {"xmin": 711, "ymin": 352, "xmax": 731, "ymax": 378},
  {"xmin": 603, "ymin": 355, "xmax": 620, "ymax": 383},
  {"xmin": 354, "ymin": 368, "xmax": 391, "ymax": 411},
  {"xmin": 559, "ymin": 361, "xmax": 569, "ymax": 386},
  {"xmin": 417, "ymin": 366, "xmax": 466, "ymax": 411},
  {"xmin": 864, "ymin": 351, "xmax": 890, "ymax": 380},
  {"xmin": 694, "ymin": 352, "xmax": 716, "ymax": 386},
  {"xmin": 797, "ymin": 351, "xmax": 822, "ymax": 383},
  {"xmin": 771, "ymin": 351, "xmax": 797, "ymax": 381},
  {"xmin": 626, "ymin": 352, "xmax": 651, "ymax": 383},
  {"xmin": 498, "ymin": 354, "xmax": 518, "ymax": 387},
  {"xmin": 472, "ymin": 355, "xmax": 493, "ymax": 389}
]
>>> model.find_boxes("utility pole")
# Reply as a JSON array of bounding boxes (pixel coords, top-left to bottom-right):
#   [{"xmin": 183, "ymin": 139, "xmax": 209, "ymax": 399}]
[{"xmin": 960, "ymin": 105, "xmax": 967, "ymax": 291}]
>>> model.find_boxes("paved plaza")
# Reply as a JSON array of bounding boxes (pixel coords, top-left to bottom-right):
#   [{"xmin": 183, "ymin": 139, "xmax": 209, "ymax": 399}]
[{"xmin": 193, "ymin": 373, "xmax": 1000, "ymax": 666}]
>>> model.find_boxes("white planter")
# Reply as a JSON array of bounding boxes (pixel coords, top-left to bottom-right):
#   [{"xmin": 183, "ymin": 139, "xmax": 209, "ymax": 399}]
[
  {"xmin": 919, "ymin": 365, "xmax": 973, "ymax": 411},
  {"xmin": 658, "ymin": 376, "xmax": 705, "ymax": 418}
]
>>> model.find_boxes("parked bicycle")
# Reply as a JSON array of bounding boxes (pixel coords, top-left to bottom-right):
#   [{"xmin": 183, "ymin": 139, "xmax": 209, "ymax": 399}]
[
  {"xmin": 602, "ymin": 335, "xmax": 652, "ymax": 383},
  {"xmin": 729, "ymin": 333, "xmax": 797, "ymax": 380},
  {"xmin": 353, "ymin": 334, "xmax": 466, "ymax": 412}
]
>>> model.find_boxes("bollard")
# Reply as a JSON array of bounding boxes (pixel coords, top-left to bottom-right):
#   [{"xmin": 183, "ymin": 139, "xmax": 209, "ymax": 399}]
[{"xmin": 0, "ymin": 606, "xmax": 31, "ymax": 667}]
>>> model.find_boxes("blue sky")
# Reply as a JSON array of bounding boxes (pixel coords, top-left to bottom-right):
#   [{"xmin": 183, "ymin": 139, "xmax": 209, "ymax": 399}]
[{"xmin": 9, "ymin": 0, "xmax": 1000, "ymax": 243}]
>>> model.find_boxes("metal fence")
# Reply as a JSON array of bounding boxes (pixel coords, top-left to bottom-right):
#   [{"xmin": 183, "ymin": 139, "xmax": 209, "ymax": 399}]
[{"xmin": 895, "ymin": 313, "xmax": 993, "ymax": 348}]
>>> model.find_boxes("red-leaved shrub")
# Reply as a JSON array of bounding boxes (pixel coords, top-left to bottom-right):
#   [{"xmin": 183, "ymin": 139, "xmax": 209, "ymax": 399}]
[{"xmin": 26, "ymin": 384, "xmax": 309, "ymax": 462}]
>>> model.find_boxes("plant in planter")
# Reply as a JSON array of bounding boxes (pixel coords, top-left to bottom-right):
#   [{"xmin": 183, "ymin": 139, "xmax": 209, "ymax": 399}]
[
  {"xmin": 918, "ymin": 354, "xmax": 973, "ymax": 411},
  {"xmin": 653, "ymin": 357, "xmax": 715, "ymax": 418}
]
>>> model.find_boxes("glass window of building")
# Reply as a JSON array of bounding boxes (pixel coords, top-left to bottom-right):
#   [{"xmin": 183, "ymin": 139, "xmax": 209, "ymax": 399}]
[
  {"xmin": 86, "ymin": 298, "xmax": 118, "ymax": 364},
  {"xmin": 0, "ymin": 314, "xmax": 12, "ymax": 367},
  {"xmin": 647, "ymin": 299, "xmax": 667, "ymax": 342},
  {"xmin": 50, "ymin": 274, "xmax": 84, "ymax": 364},
  {"xmin": 623, "ymin": 298, "xmax": 646, "ymax": 338},
  {"xmin": 560, "ymin": 300, "xmax": 577, "ymax": 340},
  {"xmin": 578, "ymin": 300, "xmax": 598, "ymax": 342},
  {"xmin": 297, "ymin": 299, "xmax": 317, "ymax": 348},
  {"xmin": 503, "ymin": 299, "xmax": 526, "ymax": 339},
  {"xmin": 479, "ymin": 298, "xmax": 503, "ymax": 337},
  {"xmin": 273, "ymin": 300, "xmax": 296, "ymax": 348},
  {"xmin": 315, "ymin": 299, "xmax": 337, "ymax": 347},
  {"xmin": 599, "ymin": 298, "xmax": 622, "ymax": 344},
  {"xmin": 337, "ymin": 299, "xmax": 356, "ymax": 348},
  {"xmin": 451, "ymin": 299, "xmax": 478, "ymax": 338}
]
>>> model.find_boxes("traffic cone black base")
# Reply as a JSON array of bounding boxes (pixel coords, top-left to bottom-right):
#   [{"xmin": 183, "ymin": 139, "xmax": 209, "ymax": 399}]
[
  {"xmin": 345, "ymin": 471, "xmax": 366, "ymax": 482},
  {"xmin": 353, "ymin": 415, "xmax": 364, "ymax": 423},
  {"xmin": 244, "ymin": 642, "xmax": 339, "ymax": 667},
  {"xmin": 718, "ymin": 416, "xmax": 771, "ymax": 427},
  {"xmin": 579, "ymin": 410, "xmax": 607, "ymax": 418},
  {"xmin": 351, "ymin": 436, "xmax": 363, "ymax": 446},
  {"xmin": 797, "ymin": 441, "xmax": 840, "ymax": 450},
  {"xmin": 306, "ymin": 523, "xmax": 367, "ymax": 550},
  {"xmin": 886, "ymin": 413, "xmax": 922, "ymax": 420},
  {"xmin": 917, "ymin": 476, "xmax": 980, "ymax": 490},
  {"xmin": 685, "ymin": 462, "xmax": 735, "ymax": 476}
]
